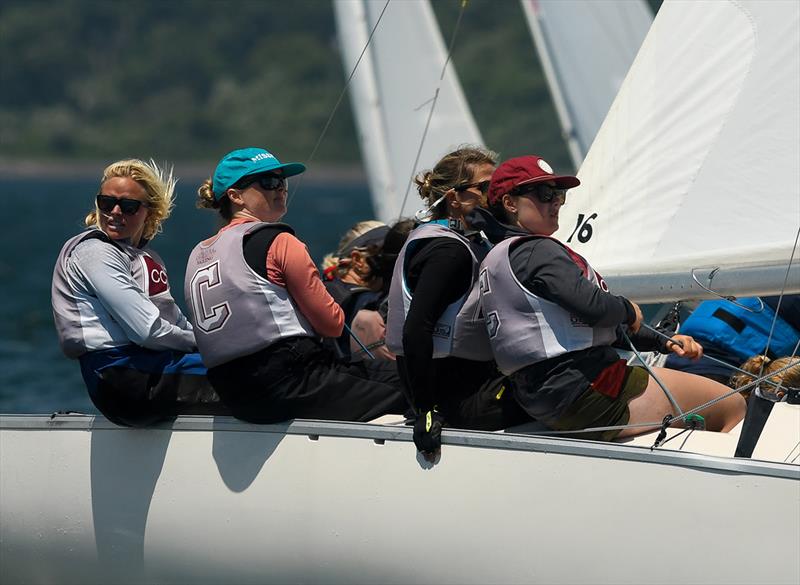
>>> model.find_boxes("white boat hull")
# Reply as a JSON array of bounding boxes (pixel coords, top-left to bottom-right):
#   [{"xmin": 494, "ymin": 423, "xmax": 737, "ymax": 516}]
[{"xmin": 1, "ymin": 413, "xmax": 798, "ymax": 584}]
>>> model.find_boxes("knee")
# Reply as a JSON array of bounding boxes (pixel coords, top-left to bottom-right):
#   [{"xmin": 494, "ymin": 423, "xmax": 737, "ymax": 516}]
[{"xmin": 87, "ymin": 369, "xmax": 173, "ymax": 427}]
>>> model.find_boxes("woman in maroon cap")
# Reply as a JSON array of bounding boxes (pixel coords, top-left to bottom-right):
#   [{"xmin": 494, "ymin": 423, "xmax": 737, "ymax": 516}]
[
  {"xmin": 478, "ymin": 155, "xmax": 745, "ymax": 440},
  {"xmin": 385, "ymin": 146, "xmax": 527, "ymax": 457}
]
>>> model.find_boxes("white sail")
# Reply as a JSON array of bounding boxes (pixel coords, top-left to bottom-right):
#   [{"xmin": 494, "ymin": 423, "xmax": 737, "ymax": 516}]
[
  {"xmin": 554, "ymin": 0, "xmax": 800, "ymax": 302},
  {"xmin": 520, "ymin": 0, "xmax": 653, "ymax": 169},
  {"xmin": 334, "ymin": 0, "xmax": 483, "ymax": 223}
]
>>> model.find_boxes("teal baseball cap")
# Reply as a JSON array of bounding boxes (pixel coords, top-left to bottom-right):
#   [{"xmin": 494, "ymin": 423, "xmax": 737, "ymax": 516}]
[{"xmin": 212, "ymin": 147, "xmax": 306, "ymax": 200}]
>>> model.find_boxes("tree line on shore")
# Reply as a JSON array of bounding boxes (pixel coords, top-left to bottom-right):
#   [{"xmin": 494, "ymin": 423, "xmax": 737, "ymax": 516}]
[{"xmin": 1, "ymin": 0, "xmax": 660, "ymax": 172}]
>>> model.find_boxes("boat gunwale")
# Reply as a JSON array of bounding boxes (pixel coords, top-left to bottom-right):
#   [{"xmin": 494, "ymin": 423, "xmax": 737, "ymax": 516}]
[{"xmin": 1, "ymin": 413, "xmax": 798, "ymax": 480}]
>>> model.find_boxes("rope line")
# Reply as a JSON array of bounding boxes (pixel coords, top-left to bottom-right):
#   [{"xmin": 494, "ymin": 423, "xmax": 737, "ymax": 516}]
[
  {"xmin": 640, "ymin": 321, "xmax": 795, "ymax": 393},
  {"xmin": 756, "ymin": 224, "xmax": 800, "ymax": 382},
  {"xmin": 288, "ymin": 0, "xmax": 392, "ymax": 206},
  {"xmin": 622, "ymin": 329, "xmax": 683, "ymax": 415},
  {"xmin": 672, "ymin": 359, "xmax": 800, "ymax": 425},
  {"xmin": 515, "ymin": 355, "xmax": 799, "ymax": 441}
]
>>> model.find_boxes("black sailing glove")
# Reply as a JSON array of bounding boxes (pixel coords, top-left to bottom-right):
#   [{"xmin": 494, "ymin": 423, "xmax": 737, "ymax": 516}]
[{"xmin": 413, "ymin": 409, "xmax": 445, "ymax": 455}]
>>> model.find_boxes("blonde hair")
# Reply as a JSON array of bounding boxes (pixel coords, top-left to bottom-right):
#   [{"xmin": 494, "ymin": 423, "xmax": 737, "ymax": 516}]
[
  {"xmin": 731, "ymin": 355, "xmax": 800, "ymax": 400},
  {"xmin": 86, "ymin": 159, "xmax": 177, "ymax": 242},
  {"xmin": 322, "ymin": 220, "xmax": 386, "ymax": 280},
  {"xmin": 414, "ymin": 144, "xmax": 498, "ymax": 220}
]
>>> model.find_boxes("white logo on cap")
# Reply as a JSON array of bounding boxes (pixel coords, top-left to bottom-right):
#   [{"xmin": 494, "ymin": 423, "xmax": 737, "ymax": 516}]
[
  {"xmin": 537, "ymin": 159, "xmax": 553, "ymax": 174},
  {"xmin": 251, "ymin": 152, "xmax": 276, "ymax": 162}
]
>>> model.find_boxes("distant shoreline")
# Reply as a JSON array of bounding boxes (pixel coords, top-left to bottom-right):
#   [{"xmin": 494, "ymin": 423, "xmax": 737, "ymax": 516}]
[{"xmin": 0, "ymin": 158, "xmax": 367, "ymax": 184}]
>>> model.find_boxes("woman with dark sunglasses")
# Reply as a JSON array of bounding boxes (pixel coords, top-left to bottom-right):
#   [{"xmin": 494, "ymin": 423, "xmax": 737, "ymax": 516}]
[
  {"xmin": 385, "ymin": 146, "xmax": 527, "ymax": 458},
  {"xmin": 52, "ymin": 159, "xmax": 226, "ymax": 426},
  {"xmin": 185, "ymin": 147, "xmax": 407, "ymax": 424},
  {"xmin": 478, "ymin": 155, "xmax": 745, "ymax": 440},
  {"xmin": 321, "ymin": 220, "xmax": 393, "ymax": 361}
]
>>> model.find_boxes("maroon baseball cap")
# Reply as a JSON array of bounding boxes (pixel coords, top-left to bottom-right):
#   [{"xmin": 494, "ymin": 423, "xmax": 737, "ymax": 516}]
[{"xmin": 488, "ymin": 155, "xmax": 580, "ymax": 205}]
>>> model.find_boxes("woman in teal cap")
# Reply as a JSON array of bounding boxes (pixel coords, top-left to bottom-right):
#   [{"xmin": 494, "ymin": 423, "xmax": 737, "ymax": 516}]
[{"xmin": 185, "ymin": 147, "xmax": 408, "ymax": 423}]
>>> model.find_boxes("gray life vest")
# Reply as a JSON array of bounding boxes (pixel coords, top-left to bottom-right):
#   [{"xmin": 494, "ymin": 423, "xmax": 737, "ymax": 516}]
[
  {"xmin": 385, "ymin": 222, "xmax": 492, "ymax": 361},
  {"xmin": 184, "ymin": 221, "xmax": 316, "ymax": 368},
  {"xmin": 479, "ymin": 235, "xmax": 618, "ymax": 375},
  {"xmin": 52, "ymin": 229, "xmax": 182, "ymax": 358}
]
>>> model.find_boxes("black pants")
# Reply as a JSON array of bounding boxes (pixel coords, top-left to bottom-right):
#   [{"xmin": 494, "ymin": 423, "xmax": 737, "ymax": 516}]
[
  {"xmin": 208, "ymin": 337, "xmax": 410, "ymax": 424},
  {"xmin": 396, "ymin": 355, "xmax": 530, "ymax": 430},
  {"xmin": 83, "ymin": 363, "xmax": 229, "ymax": 427}
]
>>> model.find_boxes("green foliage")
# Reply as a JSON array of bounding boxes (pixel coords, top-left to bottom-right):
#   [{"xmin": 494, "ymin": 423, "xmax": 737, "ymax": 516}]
[
  {"xmin": 0, "ymin": 0, "xmax": 662, "ymax": 169},
  {"xmin": 0, "ymin": 0, "xmax": 357, "ymax": 162}
]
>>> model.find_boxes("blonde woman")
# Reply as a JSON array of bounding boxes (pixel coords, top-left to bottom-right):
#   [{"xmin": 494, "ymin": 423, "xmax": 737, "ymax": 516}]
[
  {"xmin": 731, "ymin": 355, "xmax": 800, "ymax": 401},
  {"xmin": 52, "ymin": 159, "xmax": 223, "ymax": 426}
]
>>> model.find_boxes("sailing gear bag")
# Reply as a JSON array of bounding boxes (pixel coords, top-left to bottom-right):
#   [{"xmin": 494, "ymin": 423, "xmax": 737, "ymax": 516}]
[{"xmin": 680, "ymin": 297, "xmax": 799, "ymax": 361}]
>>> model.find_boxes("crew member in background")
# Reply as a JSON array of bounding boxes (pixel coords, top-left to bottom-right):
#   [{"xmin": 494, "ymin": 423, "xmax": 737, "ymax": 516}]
[
  {"xmin": 186, "ymin": 147, "xmax": 407, "ymax": 423},
  {"xmin": 321, "ymin": 220, "xmax": 392, "ymax": 361},
  {"xmin": 52, "ymin": 159, "xmax": 224, "ymax": 426}
]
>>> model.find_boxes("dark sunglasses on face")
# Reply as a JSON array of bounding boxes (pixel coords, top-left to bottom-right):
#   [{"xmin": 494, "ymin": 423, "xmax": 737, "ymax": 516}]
[
  {"xmin": 513, "ymin": 183, "xmax": 567, "ymax": 205},
  {"xmin": 454, "ymin": 180, "xmax": 491, "ymax": 195},
  {"xmin": 96, "ymin": 194, "xmax": 149, "ymax": 215},
  {"xmin": 247, "ymin": 174, "xmax": 287, "ymax": 192}
]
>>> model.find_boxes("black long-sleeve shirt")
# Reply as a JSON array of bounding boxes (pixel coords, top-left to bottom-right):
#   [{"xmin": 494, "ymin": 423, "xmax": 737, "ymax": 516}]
[
  {"xmin": 398, "ymin": 237, "xmax": 496, "ymax": 414},
  {"xmin": 507, "ymin": 236, "xmax": 666, "ymax": 420}
]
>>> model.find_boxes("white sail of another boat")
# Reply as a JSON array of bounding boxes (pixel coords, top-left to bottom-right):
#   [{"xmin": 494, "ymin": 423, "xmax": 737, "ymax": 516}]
[
  {"xmin": 333, "ymin": 0, "xmax": 483, "ymax": 223},
  {"xmin": 520, "ymin": 0, "xmax": 653, "ymax": 169},
  {"xmin": 555, "ymin": 0, "xmax": 800, "ymax": 303}
]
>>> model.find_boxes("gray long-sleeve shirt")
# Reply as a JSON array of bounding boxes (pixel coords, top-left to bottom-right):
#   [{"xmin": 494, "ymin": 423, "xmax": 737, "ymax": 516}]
[{"xmin": 52, "ymin": 231, "xmax": 195, "ymax": 358}]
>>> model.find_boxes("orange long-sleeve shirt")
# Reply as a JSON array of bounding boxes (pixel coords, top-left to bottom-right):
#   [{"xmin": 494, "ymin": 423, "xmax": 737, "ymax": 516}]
[{"xmin": 222, "ymin": 218, "xmax": 344, "ymax": 338}]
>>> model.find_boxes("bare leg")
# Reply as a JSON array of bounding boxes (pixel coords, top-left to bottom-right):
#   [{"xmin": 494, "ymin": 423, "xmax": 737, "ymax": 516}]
[{"xmin": 617, "ymin": 367, "xmax": 746, "ymax": 438}]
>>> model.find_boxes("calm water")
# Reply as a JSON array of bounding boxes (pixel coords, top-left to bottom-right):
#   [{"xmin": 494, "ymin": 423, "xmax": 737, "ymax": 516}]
[{"xmin": 0, "ymin": 177, "xmax": 375, "ymax": 414}]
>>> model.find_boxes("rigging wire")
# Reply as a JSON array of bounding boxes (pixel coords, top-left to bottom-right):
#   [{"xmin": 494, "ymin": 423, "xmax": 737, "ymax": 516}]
[
  {"xmin": 519, "ymin": 359, "xmax": 799, "ymax": 441},
  {"xmin": 397, "ymin": 0, "xmax": 470, "ymax": 220},
  {"xmin": 674, "ymin": 359, "xmax": 799, "ymax": 424},
  {"xmin": 621, "ymin": 329, "xmax": 683, "ymax": 416},
  {"xmin": 640, "ymin": 322, "xmax": 792, "ymax": 393},
  {"xmin": 756, "ymin": 224, "xmax": 800, "ymax": 383},
  {"xmin": 287, "ymin": 0, "xmax": 392, "ymax": 207}
]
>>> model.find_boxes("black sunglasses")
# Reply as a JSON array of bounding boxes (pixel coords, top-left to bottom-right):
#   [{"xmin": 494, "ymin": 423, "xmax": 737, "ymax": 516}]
[
  {"xmin": 454, "ymin": 180, "xmax": 491, "ymax": 195},
  {"xmin": 512, "ymin": 183, "xmax": 567, "ymax": 204},
  {"xmin": 96, "ymin": 194, "xmax": 149, "ymax": 215},
  {"xmin": 241, "ymin": 174, "xmax": 287, "ymax": 192}
]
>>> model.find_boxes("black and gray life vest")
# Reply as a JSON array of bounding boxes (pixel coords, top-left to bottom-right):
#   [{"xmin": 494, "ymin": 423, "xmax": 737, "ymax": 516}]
[
  {"xmin": 184, "ymin": 221, "xmax": 316, "ymax": 368},
  {"xmin": 385, "ymin": 222, "xmax": 492, "ymax": 361},
  {"xmin": 52, "ymin": 229, "xmax": 181, "ymax": 358},
  {"xmin": 479, "ymin": 235, "xmax": 618, "ymax": 375}
]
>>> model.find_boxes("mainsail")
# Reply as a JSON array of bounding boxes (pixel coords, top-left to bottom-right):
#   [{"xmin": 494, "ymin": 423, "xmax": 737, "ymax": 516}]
[
  {"xmin": 520, "ymin": 0, "xmax": 653, "ymax": 169},
  {"xmin": 333, "ymin": 0, "xmax": 483, "ymax": 223},
  {"xmin": 555, "ymin": 0, "xmax": 800, "ymax": 303}
]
